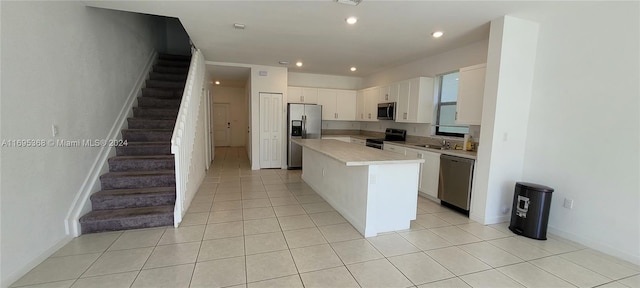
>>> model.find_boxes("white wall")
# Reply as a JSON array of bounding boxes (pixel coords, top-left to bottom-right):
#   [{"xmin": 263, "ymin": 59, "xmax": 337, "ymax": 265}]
[
  {"xmin": 165, "ymin": 17, "xmax": 191, "ymax": 55},
  {"xmin": 249, "ymin": 65, "xmax": 288, "ymax": 170},
  {"xmin": 0, "ymin": 2, "xmax": 163, "ymax": 286},
  {"xmin": 288, "ymin": 72, "xmax": 362, "ymax": 90},
  {"xmin": 470, "ymin": 16, "xmax": 539, "ymax": 226},
  {"xmin": 518, "ymin": 2, "xmax": 640, "ymax": 264},
  {"xmin": 212, "ymin": 86, "xmax": 248, "ymax": 146}
]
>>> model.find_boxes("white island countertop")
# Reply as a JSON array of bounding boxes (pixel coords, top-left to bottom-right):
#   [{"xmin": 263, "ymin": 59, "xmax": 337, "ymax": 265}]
[{"xmin": 292, "ymin": 139, "xmax": 424, "ymax": 166}]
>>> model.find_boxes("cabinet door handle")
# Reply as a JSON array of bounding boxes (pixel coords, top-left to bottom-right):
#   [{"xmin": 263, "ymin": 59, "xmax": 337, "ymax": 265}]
[
  {"xmin": 301, "ymin": 96, "xmax": 304, "ymax": 102},
  {"xmin": 455, "ymin": 111, "xmax": 458, "ymax": 120},
  {"xmin": 335, "ymin": 113, "xmax": 338, "ymax": 119}
]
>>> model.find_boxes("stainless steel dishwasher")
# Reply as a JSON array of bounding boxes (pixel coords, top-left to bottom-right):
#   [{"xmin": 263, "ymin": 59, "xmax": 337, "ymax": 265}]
[{"xmin": 438, "ymin": 154, "xmax": 475, "ymax": 211}]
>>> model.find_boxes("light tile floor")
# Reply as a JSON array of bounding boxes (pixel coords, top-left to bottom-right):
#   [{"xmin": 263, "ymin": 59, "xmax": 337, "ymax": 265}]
[{"xmin": 12, "ymin": 147, "xmax": 640, "ymax": 288}]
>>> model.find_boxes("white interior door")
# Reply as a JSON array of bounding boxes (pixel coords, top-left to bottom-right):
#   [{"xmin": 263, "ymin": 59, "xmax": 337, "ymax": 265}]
[
  {"xmin": 213, "ymin": 103, "xmax": 231, "ymax": 146},
  {"xmin": 260, "ymin": 93, "xmax": 283, "ymax": 168}
]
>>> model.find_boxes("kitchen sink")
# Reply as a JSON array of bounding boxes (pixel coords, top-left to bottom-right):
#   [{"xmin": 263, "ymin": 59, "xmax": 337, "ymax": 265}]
[{"xmin": 415, "ymin": 144, "xmax": 448, "ymax": 150}]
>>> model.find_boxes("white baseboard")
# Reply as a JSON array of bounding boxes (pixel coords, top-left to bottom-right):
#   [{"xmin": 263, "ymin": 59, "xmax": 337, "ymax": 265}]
[
  {"xmin": 1, "ymin": 235, "xmax": 72, "ymax": 288},
  {"xmin": 547, "ymin": 225, "xmax": 640, "ymax": 266},
  {"xmin": 64, "ymin": 50, "xmax": 158, "ymax": 237}
]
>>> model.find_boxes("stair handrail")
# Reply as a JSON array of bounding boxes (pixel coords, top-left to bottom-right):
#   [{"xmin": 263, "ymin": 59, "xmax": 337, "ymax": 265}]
[{"xmin": 171, "ymin": 48, "xmax": 206, "ymax": 226}]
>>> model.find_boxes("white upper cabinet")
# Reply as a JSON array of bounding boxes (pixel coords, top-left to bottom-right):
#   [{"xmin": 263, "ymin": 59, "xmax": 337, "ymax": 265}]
[
  {"xmin": 317, "ymin": 88, "xmax": 356, "ymax": 121},
  {"xmin": 357, "ymin": 87, "xmax": 379, "ymax": 122},
  {"xmin": 379, "ymin": 83, "xmax": 398, "ymax": 103},
  {"xmin": 287, "ymin": 86, "xmax": 318, "ymax": 104},
  {"xmin": 336, "ymin": 90, "xmax": 357, "ymax": 121},
  {"xmin": 456, "ymin": 63, "xmax": 486, "ymax": 125},
  {"xmin": 396, "ymin": 77, "xmax": 434, "ymax": 123},
  {"xmin": 356, "ymin": 90, "xmax": 365, "ymax": 121}
]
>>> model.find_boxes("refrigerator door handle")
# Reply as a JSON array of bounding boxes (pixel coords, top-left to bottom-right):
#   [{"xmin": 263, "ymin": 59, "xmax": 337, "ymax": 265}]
[{"xmin": 302, "ymin": 115, "xmax": 306, "ymax": 138}]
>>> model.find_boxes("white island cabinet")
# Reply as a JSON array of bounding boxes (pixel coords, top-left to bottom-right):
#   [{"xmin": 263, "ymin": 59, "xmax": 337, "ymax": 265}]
[{"xmin": 292, "ymin": 139, "xmax": 424, "ymax": 237}]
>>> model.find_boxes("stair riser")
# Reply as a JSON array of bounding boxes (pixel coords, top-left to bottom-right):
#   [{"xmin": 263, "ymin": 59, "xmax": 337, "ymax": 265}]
[
  {"xmin": 127, "ymin": 118, "xmax": 176, "ymax": 129},
  {"xmin": 142, "ymin": 88, "xmax": 183, "ymax": 99},
  {"xmin": 80, "ymin": 213, "xmax": 173, "ymax": 234},
  {"xmin": 91, "ymin": 194, "xmax": 175, "ymax": 210},
  {"xmin": 116, "ymin": 145, "xmax": 171, "ymax": 156},
  {"xmin": 158, "ymin": 54, "xmax": 191, "ymax": 62},
  {"xmin": 133, "ymin": 108, "xmax": 178, "ymax": 118},
  {"xmin": 137, "ymin": 97, "xmax": 181, "ymax": 108},
  {"xmin": 154, "ymin": 66, "xmax": 188, "ymax": 74},
  {"xmin": 108, "ymin": 158, "xmax": 175, "ymax": 172},
  {"xmin": 157, "ymin": 59, "xmax": 190, "ymax": 67},
  {"xmin": 146, "ymin": 80, "xmax": 186, "ymax": 89},
  {"xmin": 101, "ymin": 174, "xmax": 175, "ymax": 190},
  {"xmin": 149, "ymin": 72, "xmax": 187, "ymax": 82},
  {"xmin": 122, "ymin": 131, "xmax": 172, "ymax": 142}
]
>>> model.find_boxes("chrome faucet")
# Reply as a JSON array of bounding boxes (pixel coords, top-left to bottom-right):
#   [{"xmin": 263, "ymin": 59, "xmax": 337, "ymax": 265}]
[{"xmin": 441, "ymin": 139, "xmax": 451, "ymax": 149}]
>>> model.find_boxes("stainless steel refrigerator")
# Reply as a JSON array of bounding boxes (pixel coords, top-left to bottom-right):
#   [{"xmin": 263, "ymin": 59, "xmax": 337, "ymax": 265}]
[{"xmin": 287, "ymin": 103, "xmax": 322, "ymax": 169}]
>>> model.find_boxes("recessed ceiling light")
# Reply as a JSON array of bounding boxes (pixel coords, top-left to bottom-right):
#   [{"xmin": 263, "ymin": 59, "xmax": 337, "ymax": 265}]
[
  {"xmin": 350, "ymin": 67, "xmax": 357, "ymax": 72},
  {"xmin": 346, "ymin": 17, "xmax": 358, "ymax": 25},
  {"xmin": 336, "ymin": 0, "xmax": 362, "ymax": 6},
  {"xmin": 214, "ymin": 81, "xmax": 220, "ymax": 85},
  {"xmin": 233, "ymin": 23, "xmax": 245, "ymax": 30},
  {"xmin": 432, "ymin": 31, "xmax": 444, "ymax": 38},
  {"xmin": 296, "ymin": 61, "xmax": 303, "ymax": 67}
]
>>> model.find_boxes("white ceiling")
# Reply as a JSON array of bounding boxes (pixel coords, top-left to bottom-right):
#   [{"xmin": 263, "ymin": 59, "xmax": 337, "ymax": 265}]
[{"xmin": 85, "ymin": 1, "xmax": 552, "ymax": 80}]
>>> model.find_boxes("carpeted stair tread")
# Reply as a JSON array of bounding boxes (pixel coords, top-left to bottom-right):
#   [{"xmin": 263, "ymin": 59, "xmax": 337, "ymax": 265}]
[
  {"xmin": 93, "ymin": 186, "xmax": 176, "ymax": 197},
  {"xmin": 101, "ymin": 170, "xmax": 175, "ymax": 178},
  {"xmin": 133, "ymin": 107, "xmax": 179, "ymax": 118},
  {"xmin": 79, "ymin": 205, "xmax": 174, "ymax": 233},
  {"xmin": 100, "ymin": 170, "xmax": 175, "ymax": 190},
  {"xmin": 142, "ymin": 88, "xmax": 183, "ymax": 99},
  {"xmin": 127, "ymin": 118, "xmax": 176, "ymax": 129},
  {"xmin": 146, "ymin": 80, "xmax": 186, "ymax": 89},
  {"xmin": 116, "ymin": 142, "xmax": 172, "ymax": 156},
  {"xmin": 137, "ymin": 97, "xmax": 182, "ymax": 108},
  {"xmin": 154, "ymin": 66, "xmax": 189, "ymax": 74},
  {"xmin": 121, "ymin": 129, "xmax": 173, "ymax": 142},
  {"xmin": 90, "ymin": 187, "xmax": 176, "ymax": 210},
  {"xmin": 157, "ymin": 59, "xmax": 190, "ymax": 67},
  {"xmin": 108, "ymin": 155, "xmax": 175, "ymax": 172},
  {"xmin": 149, "ymin": 72, "xmax": 188, "ymax": 82},
  {"xmin": 158, "ymin": 54, "xmax": 191, "ymax": 61}
]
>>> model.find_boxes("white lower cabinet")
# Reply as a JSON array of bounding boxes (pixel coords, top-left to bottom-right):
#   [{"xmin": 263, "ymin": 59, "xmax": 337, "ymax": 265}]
[
  {"xmin": 405, "ymin": 148, "xmax": 440, "ymax": 199},
  {"xmin": 383, "ymin": 143, "xmax": 406, "ymax": 155}
]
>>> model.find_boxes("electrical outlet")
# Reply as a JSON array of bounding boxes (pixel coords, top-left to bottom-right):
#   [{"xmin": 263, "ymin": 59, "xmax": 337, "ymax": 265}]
[
  {"xmin": 563, "ymin": 198, "xmax": 574, "ymax": 209},
  {"xmin": 502, "ymin": 206, "xmax": 510, "ymax": 214}
]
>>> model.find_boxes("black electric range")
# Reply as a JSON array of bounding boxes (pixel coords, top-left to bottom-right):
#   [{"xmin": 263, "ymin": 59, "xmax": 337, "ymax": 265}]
[{"xmin": 365, "ymin": 128, "xmax": 407, "ymax": 150}]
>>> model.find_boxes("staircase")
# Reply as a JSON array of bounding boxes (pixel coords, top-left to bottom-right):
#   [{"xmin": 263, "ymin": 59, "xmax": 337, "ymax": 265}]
[{"xmin": 79, "ymin": 54, "xmax": 191, "ymax": 234}]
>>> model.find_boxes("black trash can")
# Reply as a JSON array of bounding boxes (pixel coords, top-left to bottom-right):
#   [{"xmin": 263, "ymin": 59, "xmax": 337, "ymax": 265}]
[{"xmin": 509, "ymin": 182, "xmax": 554, "ymax": 240}]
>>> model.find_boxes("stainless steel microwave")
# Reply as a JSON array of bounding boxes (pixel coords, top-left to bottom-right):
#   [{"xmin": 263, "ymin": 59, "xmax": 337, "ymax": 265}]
[{"xmin": 377, "ymin": 102, "xmax": 396, "ymax": 120}]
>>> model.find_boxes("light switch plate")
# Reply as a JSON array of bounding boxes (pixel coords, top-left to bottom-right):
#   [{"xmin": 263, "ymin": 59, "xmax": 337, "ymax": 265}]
[{"xmin": 563, "ymin": 198, "xmax": 574, "ymax": 209}]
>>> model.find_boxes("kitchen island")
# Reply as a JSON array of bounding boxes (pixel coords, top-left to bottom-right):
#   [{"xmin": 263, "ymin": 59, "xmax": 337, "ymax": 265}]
[{"xmin": 292, "ymin": 139, "xmax": 424, "ymax": 237}]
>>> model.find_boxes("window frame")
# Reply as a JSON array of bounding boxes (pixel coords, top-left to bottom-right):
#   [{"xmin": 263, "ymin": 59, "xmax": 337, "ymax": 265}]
[{"xmin": 435, "ymin": 70, "xmax": 467, "ymax": 138}]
